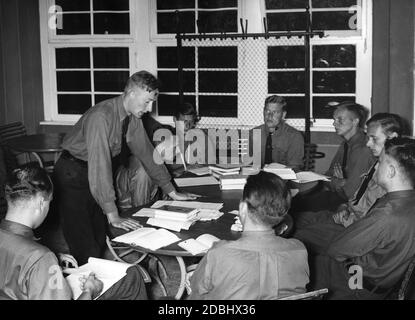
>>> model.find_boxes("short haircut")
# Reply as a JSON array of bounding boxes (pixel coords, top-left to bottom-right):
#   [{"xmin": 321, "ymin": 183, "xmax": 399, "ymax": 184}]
[
  {"xmin": 335, "ymin": 101, "xmax": 369, "ymax": 128},
  {"xmin": 264, "ymin": 95, "xmax": 287, "ymax": 113},
  {"xmin": 242, "ymin": 171, "xmax": 290, "ymax": 227},
  {"xmin": 174, "ymin": 102, "xmax": 199, "ymax": 124},
  {"xmin": 124, "ymin": 71, "xmax": 160, "ymax": 94},
  {"xmin": 5, "ymin": 164, "xmax": 53, "ymax": 205},
  {"xmin": 384, "ymin": 137, "xmax": 415, "ymax": 187},
  {"xmin": 366, "ymin": 113, "xmax": 403, "ymax": 137}
]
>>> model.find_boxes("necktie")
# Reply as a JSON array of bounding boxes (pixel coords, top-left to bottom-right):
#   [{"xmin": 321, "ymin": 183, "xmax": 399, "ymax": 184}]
[
  {"xmin": 264, "ymin": 132, "xmax": 273, "ymax": 165},
  {"xmin": 120, "ymin": 115, "xmax": 131, "ymax": 168},
  {"xmin": 342, "ymin": 142, "xmax": 349, "ymax": 179},
  {"xmin": 353, "ymin": 161, "xmax": 378, "ymax": 205}
]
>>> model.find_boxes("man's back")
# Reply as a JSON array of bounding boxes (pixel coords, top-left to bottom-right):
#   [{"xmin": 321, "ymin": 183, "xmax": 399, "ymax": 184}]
[{"xmin": 189, "ymin": 230, "xmax": 309, "ymax": 300}]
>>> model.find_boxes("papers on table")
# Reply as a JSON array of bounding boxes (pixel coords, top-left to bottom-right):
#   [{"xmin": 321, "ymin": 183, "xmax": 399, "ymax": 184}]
[
  {"xmin": 147, "ymin": 217, "xmax": 196, "ymax": 232},
  {"xmin": 187, "ymin": 166, "xmax": 211, "ymax": 176},
  {"xmin": 293, "ymin": 171, "xmax": 331, "ymax": 183},
  {"xmin": 196, "ymin": 209, "xmax": 224, "ymax": 221},
  {"xmin": 263, "ymin": 164, "xmax": 297, "ymax": 180},
  {"xmin": 241, "ymin": 167, "xmax": 260, "ymax": 176},
  {"xmin": 178, "ymin": 234, "xmax": 220, "ymax": 255},
  {"xmin": 152, "ymin": 200, "xmax": 223, "ymax": 211},
  {"xmin": 112, "ymin": 227, "xmax": 180, "ymax": 251},
  {"xmin": 174, "ymin": 176, "xmax": 219, "ymax": 187},
  {"xmin": 65, "ymin": 258, "xmax": 131, "ymax": 300},
  {"xmin": 219, "ymin": 174, "xmax": 248, "ymax": 190}
]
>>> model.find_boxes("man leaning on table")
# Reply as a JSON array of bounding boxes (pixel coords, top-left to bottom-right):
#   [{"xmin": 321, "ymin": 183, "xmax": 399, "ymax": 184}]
[
  {"xmin": 188, "ymin": 171, "xmax": 309, "ymax": 300},
  {"xmin": 250, "ymin": 95, "xmax": 305, "ymax": 171},
  {"xmin": 54, "ymin": 71, "xmax": 197, "ymax": 265}
]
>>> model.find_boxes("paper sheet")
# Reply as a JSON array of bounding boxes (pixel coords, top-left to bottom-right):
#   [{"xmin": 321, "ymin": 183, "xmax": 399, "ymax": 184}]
[
  {"xmin": 152, "ymin": 200, "xmax": 223, "ymax": 211},
  {"xmin": 174, "ymin": 176, "xmax": 219, "ymax": 187},
  {"xmin": 293, "ymin": 171, "xmax": 331, "ymax": 183}
]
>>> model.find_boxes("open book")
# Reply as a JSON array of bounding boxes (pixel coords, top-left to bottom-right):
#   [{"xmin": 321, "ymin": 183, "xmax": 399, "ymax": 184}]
[
  {"xmin": 293, "ymin": 171, "xmax": 331, "ymax": 183},
  {"xmin": 178, "ymin": 234, "xmax": 220, "ymax": 255},
  {"xmin": 65, "ymin": 257, "xmax": 131, "ymax": 300},
  {"xmin": 112, "ymin": 227, "xmax": 180, "ymax": 251}
]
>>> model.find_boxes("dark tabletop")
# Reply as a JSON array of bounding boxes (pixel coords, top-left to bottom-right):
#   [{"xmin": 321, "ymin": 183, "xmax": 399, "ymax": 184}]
[{"xmin": 5, "ymin": 133, "xmax": 66, "ymax": 153}]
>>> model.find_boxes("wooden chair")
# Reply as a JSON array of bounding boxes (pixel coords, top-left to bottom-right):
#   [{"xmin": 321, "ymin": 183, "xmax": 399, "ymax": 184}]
[
  {"xmin": 278, "ymin": 288, "xmax": 328, "ymax": 300},
  {"xmin": 0, "ymin": 122, "xmax": 26, "ymax": 142},
  {"xmin": 303, "ymin": 143, "xmax": 325, "ymax": 171}
]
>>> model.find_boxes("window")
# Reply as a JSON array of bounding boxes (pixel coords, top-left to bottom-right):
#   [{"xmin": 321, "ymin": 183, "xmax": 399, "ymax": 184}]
[{"xmin": 40, "ymin": 0, "xmax": 371, "ymax": 131}]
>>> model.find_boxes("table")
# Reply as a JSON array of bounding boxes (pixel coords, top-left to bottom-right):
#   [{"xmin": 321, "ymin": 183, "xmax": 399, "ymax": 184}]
[
  {"xmin": 109, "ymin": 184, "xmax": 243, "ymax": 299},
  {"xmin": 5, "ymin": 133, "xmax": 65, "ymax": 168}
]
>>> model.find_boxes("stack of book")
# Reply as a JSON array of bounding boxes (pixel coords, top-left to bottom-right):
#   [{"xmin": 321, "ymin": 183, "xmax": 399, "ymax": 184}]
[
  {"xmin": 263, "ymin": 163, "xmax": 297, "ymax": 180},
  {"xmin": 219, "ymin": 174, "xmax": 248, "ymax": 190},
  {"xmin": 147, "ymin": 205, "xmax": 199, "ymax": 232},
  {"xmin": 209, "ymin": 164, "xmax": 241, "ymax": 179}
]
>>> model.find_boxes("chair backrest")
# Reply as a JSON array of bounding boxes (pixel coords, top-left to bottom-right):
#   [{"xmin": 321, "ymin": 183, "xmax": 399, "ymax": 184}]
[
  {"xmin": 0, "ymin": 122, "xmax": 26, "ymax": 143},
  {"xmin": 303, "ymin": 143, "xmax": 325, "ymax": 171},
  {"xmin": 278, "ymin": 288, "xmax": 328, "ymax": 300}
]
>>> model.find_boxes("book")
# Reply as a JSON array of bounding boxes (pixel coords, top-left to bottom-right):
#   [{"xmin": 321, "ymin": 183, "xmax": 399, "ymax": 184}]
[
  {"xmin": 65, "ymin": 257, "xmax": 131, "ymax": 300},
  {"xmin": 263, "ymin": 167, "xmax": 297, "ymax": 180},
  {"xmin": 178, "ymin": 234, "xmax": 220, "ymax": 255},
  {"xmin": 111, "ymin": 227, "xmax": 181, "ymax": 251},
  {"xmin": 293, "ymin": 171, "xmax": 331, "ymax": 183},
  {"xmin": 209, "ymin": 164, "xmax": 241, "ymax": 175},
  {"xmin": 153, "ymin": 205, "xmax": 199, "ymax": 220},
  {"xmin": 146, "ymin": 217, "xmax": 196, "ymax": 232},
  {"xmin": 174, "ymin": 176, "xmax": 219, "ymax": 187},
  {"xmin": 152, "ymin": 200, "xmax": 223, "ymax": 211}
]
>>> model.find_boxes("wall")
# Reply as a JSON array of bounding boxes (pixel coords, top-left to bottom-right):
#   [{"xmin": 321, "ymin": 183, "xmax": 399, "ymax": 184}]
[
  {"xmin": 372, "ymin": 0, "xmax": 415, "ymax": 134},
  {"xmin": 0, "ymin": 0, "xmax": 44, "ymax": 134}
]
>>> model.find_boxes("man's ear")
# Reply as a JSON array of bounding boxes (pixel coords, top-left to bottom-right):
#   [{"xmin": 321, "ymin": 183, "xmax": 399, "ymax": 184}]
[
  {"xmin": 282, "ymin": 111, "xmax": 287, "ymax": 120},
  {"xmin": 388, "ymin": 163, "xmax": 397, "ymax": 179},
  {"xmin": 389, "ymin": 132, "xmax": 399, "ymax": 139},
  {"xmin": 353, "ymin": 118, "xmax": 360, "ymax": 128},
  {"xmin": 239, "ymin": 201, "xmax": 248, "ymax": 217}
]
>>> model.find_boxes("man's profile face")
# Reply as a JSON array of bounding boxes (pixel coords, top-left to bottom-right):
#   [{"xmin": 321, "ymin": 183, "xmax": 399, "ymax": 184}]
[
  {"xmin": 366, "ymin": 123, "xmax": 389, "ymax": 157},
  {"xmin": 175, "ymin": 114, "xmax": 197, "ymax": 132},
  {"xmin": 375, "ymin": 149, "xmax": 393, "ymax": 188},
  {"xmin": 333, "ymin": 108, "xmax": 357, "ymax": 138},
  {"xmin": 126, "ymin": 86, "xmax": 158, "ymax": 118},
  {"xmin": 264, "ymin": 103, "xmax": 286, "ymax": 131}
]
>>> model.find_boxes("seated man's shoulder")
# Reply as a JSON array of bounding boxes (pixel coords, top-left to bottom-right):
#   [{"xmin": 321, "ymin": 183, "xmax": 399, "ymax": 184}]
[{"xmin": 282, "ymin": 123, "xmax": 304, "ymax": 139}]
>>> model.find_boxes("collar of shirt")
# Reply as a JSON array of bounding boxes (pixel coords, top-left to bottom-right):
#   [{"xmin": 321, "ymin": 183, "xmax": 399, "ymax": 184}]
[
  {"xmin": 241, "ymin": 230, "xmax": 276, "ymax": 239},
  {"xmin": 381, "ymin": 190, "xmax": 415, "ymax": 202},
  {"xmin": 116, "ymin": 95, "xmax": 129, "ymax": 123},
  {"xmin": 345, "ymin": 128, "xmax": 366, "ymax": 147},
  {"xmin": 265, "ymin": 121, "xmax": 285, "ymax": 135},
  {"xmin": 0, "ymin": 219, "xmax": 35, "ymax": 240}
]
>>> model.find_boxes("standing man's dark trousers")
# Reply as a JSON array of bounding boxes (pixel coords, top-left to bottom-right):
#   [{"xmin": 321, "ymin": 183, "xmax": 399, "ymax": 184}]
[{"xmin": 54, "ymin": 155, "xmax": 107, "ymax": 265}]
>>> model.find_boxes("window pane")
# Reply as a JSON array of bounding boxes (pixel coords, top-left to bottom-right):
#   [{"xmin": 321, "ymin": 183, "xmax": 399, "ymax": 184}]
[
  {"xmin": 58, "ymin": 94, "xmax": 91, "ymax": 115},
  {"xmin": 313, "ymin": 45, "xmax": 355, "ymax": 68},
  {"xmin": 157, "ymin": 47, "xmax": 195, "ymax": 68},
  {"xmin": 313, "ymin": 71, "xmax": 355, "ymax": 93},
  {"xmin": 93, "ymin": 0, "xmax": 129, "ymax": 11},
  {"xmin": 157, "ymin": 95, "xmax": 196, "ymax": 116},
  {"xmin": 269, "ymin": 72, "xmax": 305, "ymax": 93},
  {"xmin": 198, "ymin": 11, "xmax": 238, "ymax": 33},
  {"xmin": 313, "ymin": 96, "xmax": 356, "ymax": 119},
  {"xmin": 55, "ymin": 0, "xmax": 90, "ymax": 11},
  {"xmin": 267, "ymin": 12, "xmax": 307, "ymax": 31},
  {"xmin": 94, "ymin": 71, "xmax": 129, "ymax": 92},
  {"xmin": 284, "ymin": 97, "xmax": 306, "ymax": 118},
  {"xmin": 57, "ymin": 71, "xmax": 91, "ymax": 92},
  {"xmin": 265, "ymin": 0, "xmax": 308, "ymax": 10},
  {"xmin": 199, "ymin": 96, "xmax": 237, "ymax": 117},
  {"xmin": 95, "ymin": 94, "xmax": 119, "ymax": 104},
  {"xmin": 157, "ymin": 0, "xmax": 195, "ymax": 10},
  {"xmin": 312, "ymin": 11, "xmax": 356, "ymax": 30},
  {"xmin": 57, "ymin": 14, "xmax": 91, "ymax": 35},
  {"xmin": 157, "ymin": 12, "xmax": 195, "ymax": 34},
  {"xmin": 199, "ymin": 47, "xmax": 237, "ymax": 68},
  {"xmin": 199, "ymin": 71, "xmax": 237, "ymax": 93},
  {"xmin": 312, "ymin": 0, "xmax": 357, "ymax": 8},
  {"xmin": 56, "ymin": 48, "xmax": 90, "ymax": 69},
  {"xmin": 198, "ymin": 0, "xmax": 237, "ymax": 9},
  {"xmin": 93, "ymin": 48, "xmax": 129, "ymax": 68},
  {"xmin": 158, "ymin": 71, "xmax": 195, "ymax": 92},
  {"xmin": 268, "ymin": 46, "xmax": 305, "ymax": 69},
  {"xmin": 94, "ymin": 13, "xmax": 130, "ymax": 34}
]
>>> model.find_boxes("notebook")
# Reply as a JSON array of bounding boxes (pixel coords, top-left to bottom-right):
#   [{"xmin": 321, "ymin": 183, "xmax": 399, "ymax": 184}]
[{"xmin": 178, "ymin": 234, "xmax": 221, "ymax": 255}]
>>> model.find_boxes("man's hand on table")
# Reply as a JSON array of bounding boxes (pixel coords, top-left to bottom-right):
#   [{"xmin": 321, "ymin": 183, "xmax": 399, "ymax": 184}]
[
  {"xmin": 107, "ymin": 212, "xmax": 142, "ymax": 231},
  {"xmin": 168, "ymin": 190, "xmax": 201, "ymax": 201}
]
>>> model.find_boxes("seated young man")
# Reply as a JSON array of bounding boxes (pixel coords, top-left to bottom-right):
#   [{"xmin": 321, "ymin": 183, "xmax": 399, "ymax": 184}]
[
  {"xmin": 293, "ymin": 113, "xmax": 403, "ymax": 255},
  {"xmin": 0, "ymin": 164, "xmax": 147, "ymax": 300},
  {"xmin": 291, "ymin": 102, "xmax": 375, "ymax": 212},
  {"xmin": 311, "ymin": 137, "xmax": 415, "ymax": 300},
  {"xmin": 189, "ymin": 171, "xmax": 309, "ymax": 300}
]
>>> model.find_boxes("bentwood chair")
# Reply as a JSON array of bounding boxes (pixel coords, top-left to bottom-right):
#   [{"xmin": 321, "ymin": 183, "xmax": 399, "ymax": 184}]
[{"xmin": 278, "ymin": 288, "xmax": 328, "ymax": 300}]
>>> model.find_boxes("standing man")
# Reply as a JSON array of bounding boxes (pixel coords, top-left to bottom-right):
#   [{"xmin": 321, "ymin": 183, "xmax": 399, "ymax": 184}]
[
  {"xmin": 54, "ymin": 71, "xmax": 196, "ymax": 264},
  {"xmin": 251, "ymin": 95, "xmax": 304, "ymax": 170}
]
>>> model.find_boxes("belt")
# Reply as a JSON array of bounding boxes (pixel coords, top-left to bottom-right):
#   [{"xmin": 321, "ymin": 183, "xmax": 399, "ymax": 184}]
[{"xmin": 60, "ymin": 150, "xmax": 88, "ymax": 168}]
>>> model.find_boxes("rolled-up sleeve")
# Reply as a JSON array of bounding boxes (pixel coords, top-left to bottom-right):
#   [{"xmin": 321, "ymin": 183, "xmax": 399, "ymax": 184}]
[
  {"xmin": 128, "ymin": 120, "xmax": 174, "ymax": 195},
  {"xmin": 85, "ymin": 113, "xmax": 118, "ymax": 214}
]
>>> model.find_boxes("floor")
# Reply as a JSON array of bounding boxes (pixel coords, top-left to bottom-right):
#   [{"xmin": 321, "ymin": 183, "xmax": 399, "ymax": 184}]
[{"xmin": 34, "ymin": 202, "xmax": 191, "ymax": 300}]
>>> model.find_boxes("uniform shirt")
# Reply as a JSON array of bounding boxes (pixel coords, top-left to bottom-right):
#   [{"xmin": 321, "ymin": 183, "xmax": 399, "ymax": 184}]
[
  {"xmin": 251, "ymin": 122, "xmax": 304, "ymax": 170},
  {"xmin": 328, "ymin": 190, "xmax": 415, "ymax": 289},
  {"xmin": 326, "ymin": 129, "xmax": 375, "ymax": 199},
  {"xmin": 61, "ymin": 96, "xmax": 174, "ymax": 214},
  {"xmin": 189, "ymin": 230, "xmax": 309, "ymax": 300},
  {"xmin": 0, "ymin": 220, "xmax": 72, "ymax": 300}
]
